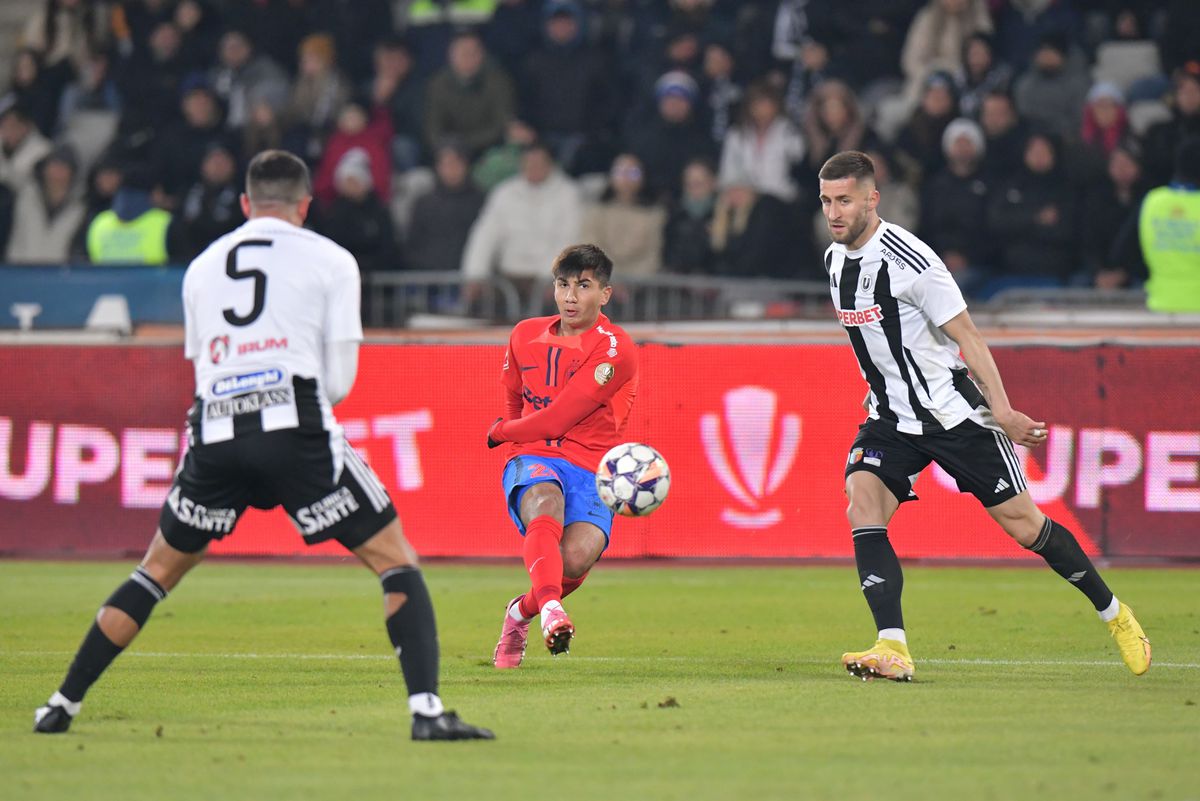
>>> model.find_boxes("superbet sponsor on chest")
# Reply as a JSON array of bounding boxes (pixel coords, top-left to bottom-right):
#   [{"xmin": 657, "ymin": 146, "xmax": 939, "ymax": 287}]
[{"xmin": 837, "ymin": 305, "xmax": 883, "ymax": 327}]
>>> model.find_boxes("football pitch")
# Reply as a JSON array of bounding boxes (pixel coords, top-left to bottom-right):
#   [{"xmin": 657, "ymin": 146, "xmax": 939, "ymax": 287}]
[{"xmin": 1, "ymin": 561, "xmax": 1196, "ymax": 801}]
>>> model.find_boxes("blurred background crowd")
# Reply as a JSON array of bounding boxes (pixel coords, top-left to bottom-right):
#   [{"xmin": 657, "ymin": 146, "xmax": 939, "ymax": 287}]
[{"xmin": 0, "ymin": 0, "xmax": 1197, "ymax": 301}]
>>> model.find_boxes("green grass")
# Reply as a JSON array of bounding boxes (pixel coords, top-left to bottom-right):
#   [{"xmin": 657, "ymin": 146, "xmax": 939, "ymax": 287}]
[{"xmin": 1, "ymin": 561, "xmax": 1197, "ymax": 801}]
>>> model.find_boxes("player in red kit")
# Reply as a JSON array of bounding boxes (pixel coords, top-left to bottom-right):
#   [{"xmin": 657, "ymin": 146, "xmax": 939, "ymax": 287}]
[{"xmin": 485, "ymin": 244, "xmax": 638, "ymax": 667}]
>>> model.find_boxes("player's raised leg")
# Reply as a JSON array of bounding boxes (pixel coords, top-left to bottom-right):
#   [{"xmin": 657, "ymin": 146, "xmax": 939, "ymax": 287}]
[
  {"xmin": 840, "ymin": 471, "xmax": 914, "ymax": 682},
  {"xmin": 34, "ymin": 531, "xmax": 206, "ymax": 733},
  {"xmin": 351, "ymin": 519, "xmax": 494, "ymax": 740},
  {"xmin": 987, "ymin": 492, "xmax": 1150, "ymax": 675}
]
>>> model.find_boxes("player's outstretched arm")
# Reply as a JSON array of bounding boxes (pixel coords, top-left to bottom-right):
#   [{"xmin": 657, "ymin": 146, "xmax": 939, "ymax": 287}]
[
  {"xmin": 940, "ymin": 310, "xmax": 1048, "ymax": 448},
  {"xmin": 486, "ymin": 383, "xmax": 602, "ymax": 446}
]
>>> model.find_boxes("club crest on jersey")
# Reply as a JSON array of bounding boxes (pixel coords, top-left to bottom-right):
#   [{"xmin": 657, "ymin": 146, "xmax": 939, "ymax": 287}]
[
  {"xmin": 209, "ymin": 335, "xmax": 230, "ymax": 364},
  {"xmin": 836, "ymin": 305, "xmax": 883, "ymax": 326},
  {"xmin": 861, "ymin": 273, "xmax": 874, "ymax": 292},
  {"xmin": 210, "ymin": 367, "xmax": 286, "ymax": 397},
  {"xmin": 594, "ymin": 362, "xmax": 615, "ymax": 386}
]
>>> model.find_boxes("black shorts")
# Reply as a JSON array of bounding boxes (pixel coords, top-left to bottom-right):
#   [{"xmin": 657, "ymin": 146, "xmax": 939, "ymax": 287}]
[
  {"xmin": 159, "ymin": 427, "xmax": 398, "ymax": 553},
  {"xmin": 844, "ymin": 417, "xmax": 1028, "ymax": 508}
]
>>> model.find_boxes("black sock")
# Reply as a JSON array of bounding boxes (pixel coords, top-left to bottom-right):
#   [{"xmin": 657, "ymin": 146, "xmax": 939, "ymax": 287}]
[
  {"xmin": 59, "ymin": 624, "xmax": 124, "ymax": 703},
  {"xmin": 1026, "ymin": 517, "xmax": 1114, "ymax": 611},
  {"xmin": 59, "ymin": 567, "xmax": 166, "ymax": 703},
  {"xmin": 852, "ymin": 527, "xmax": 904, "ymax": 631},
  {"xmin": 380, "ymin": 566, "xmax": 439, "ymax": 698}
]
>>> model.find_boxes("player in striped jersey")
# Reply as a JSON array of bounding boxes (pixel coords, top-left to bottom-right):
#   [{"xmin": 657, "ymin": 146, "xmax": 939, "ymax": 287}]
[
  {"xmin": 33, "ymin": 151, "xmax": 492, "ymax": 740},
  {"xmin": 818, "ymin": 151, "xmax": 1150, "ymax": 681}
]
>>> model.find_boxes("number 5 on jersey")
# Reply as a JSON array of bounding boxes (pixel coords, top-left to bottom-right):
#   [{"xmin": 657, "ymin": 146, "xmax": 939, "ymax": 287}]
[{"xmin": 224, "ymin": 239, "xmax": 272, "ymax": 326}]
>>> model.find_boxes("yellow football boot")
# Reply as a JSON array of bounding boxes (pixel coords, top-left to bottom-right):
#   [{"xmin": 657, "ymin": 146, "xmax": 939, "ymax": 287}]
[
  {"xmin": 1107, "ymin": 602, "xmax": 1151, "ymax": 676},
  {"xmin": 841, "ymin": 638, "xmax": 914, "ymax": 682}
]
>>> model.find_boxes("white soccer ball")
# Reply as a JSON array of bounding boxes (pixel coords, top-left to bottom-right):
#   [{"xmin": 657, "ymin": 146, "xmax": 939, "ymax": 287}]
[{"xmin": 595, "ymin": 443, "xmax": 671, "ymax": 517}]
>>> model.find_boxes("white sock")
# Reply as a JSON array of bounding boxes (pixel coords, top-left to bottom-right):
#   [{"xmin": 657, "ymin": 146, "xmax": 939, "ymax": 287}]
[
  {"xmin": 408, "ymin": 692, "xmax": 444, "ymax": 718},
  {"xmin": 47, "ymin": 691, "xmax": 82, "ymax": 717},
  {"xmin": 1098, "ymin": 595, "xmax": 1121, "ymax": 623},
  {"xmin": 878, "ymin": 628, "xmax": 907, "ymax": 645},
  {"xmin": 508, "ymin": 598, "xmax": 532, "ymax": 623},
  {"xmin": 539, "ymin": 599, "xmax": 563, "ymax": 620}
]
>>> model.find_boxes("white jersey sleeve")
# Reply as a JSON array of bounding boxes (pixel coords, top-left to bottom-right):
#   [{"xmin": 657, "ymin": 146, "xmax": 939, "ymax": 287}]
[
  {"xmin": 325, "ymin": 251, "xmax": 364, "ymax": 343},
  {"xmin": 901, "ymin": 265, "xmax": 968, "ymax": 327},
  {"xmin": 182, "ymin": 268, "xmax": 200, "ymax": 360}
]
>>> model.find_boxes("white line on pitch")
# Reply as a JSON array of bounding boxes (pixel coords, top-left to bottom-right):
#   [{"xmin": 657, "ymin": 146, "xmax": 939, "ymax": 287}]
[{"xmin": 8, "ymin": 651, "xmax": 1199, "ymax": 669}]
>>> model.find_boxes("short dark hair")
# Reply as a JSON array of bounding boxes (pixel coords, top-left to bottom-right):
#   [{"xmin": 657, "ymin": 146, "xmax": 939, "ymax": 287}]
[
  {"xmin": 552, "ymin": 244, "xmax": 613, "ymax": 285},
  {"xmin": 246, "ymin": 149, "xmax": 310, "ymax": 205},
  {"xmin": 819, "ymin": 150, "xmax": 876, "ymax": 183}
]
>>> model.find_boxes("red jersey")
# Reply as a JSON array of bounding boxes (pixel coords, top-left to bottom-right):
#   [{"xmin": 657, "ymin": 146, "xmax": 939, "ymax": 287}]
[{"xmin": 499, "ymin": 312, "xmax": 639, "ymax": 471}]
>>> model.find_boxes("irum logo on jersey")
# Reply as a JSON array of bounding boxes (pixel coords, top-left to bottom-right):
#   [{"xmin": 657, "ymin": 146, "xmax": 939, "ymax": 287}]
[
  {"xmin": 700, "ymin": 386, "xmax": 801, "ymax": 529},
  {"xmin": 209, "ymin": 336, "xmax": 230, "ymax": 364}
]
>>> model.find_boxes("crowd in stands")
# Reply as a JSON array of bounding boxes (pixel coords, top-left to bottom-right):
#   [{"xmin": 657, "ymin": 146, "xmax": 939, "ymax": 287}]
[{"xmin": 0, "ymin": 0, "xmax": 1198, "ymax": 300}]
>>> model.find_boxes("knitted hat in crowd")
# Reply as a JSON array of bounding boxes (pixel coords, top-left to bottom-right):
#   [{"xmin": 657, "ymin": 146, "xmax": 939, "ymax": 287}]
[
  {"xmin": 655, "ymin": 70, "xmax": 699, "ymax": 103},
  {"xmin": 942, "ymin": 118, "xmax": 986, "ymax": 158}
]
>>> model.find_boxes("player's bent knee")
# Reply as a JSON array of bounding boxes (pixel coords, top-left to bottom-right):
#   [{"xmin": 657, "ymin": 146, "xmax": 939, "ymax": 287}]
[
  {"xmin": 353, "ymin": 519, "xmax": 419, "ymax": 575},
  {"xmin": 521, "ymin": 484, "xmax": 565, "ymax": 521},
  {"xmin": 141, "ymin": 530, "xmax": 205, "ymax": 591}
]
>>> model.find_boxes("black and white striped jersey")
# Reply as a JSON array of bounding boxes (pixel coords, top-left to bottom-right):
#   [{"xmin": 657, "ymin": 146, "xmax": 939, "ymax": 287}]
[
  {"xmin": 826, "ymin": 220, "xmax": 983, "ymax": 435},
  {"xmin": 183, "ymin": 217, "xmax": 363, "ymax": 445}
]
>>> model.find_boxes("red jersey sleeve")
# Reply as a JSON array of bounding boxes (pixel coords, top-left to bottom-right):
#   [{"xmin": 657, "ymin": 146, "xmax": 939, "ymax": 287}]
[
  {"xmin": 500, "ymin": 332, "xmax": 523, "ymax": 419},
  {"xmin": 575, "ymin": 328, "xmax": 638, "ymax": 403}
]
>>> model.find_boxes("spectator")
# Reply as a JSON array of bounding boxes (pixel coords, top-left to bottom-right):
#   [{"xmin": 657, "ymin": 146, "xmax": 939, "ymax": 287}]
[
  {"xmin": 894, "ymin": 71, "xmax": 959, "ymax": 185},
  {"xmin": 313, "ymin": 101, "xmax": 392, "ymax": 208},
  {"xmin": 169, "ymin": 143, "xmax": 241, "ymax": 262},
  {"xmin": 407, "ymin": 142, "xmax": 485, "ymax": 272},
  {"xmin": 173, "ymin": 0, "xmax": 222, "ymax": 74},
  {"xmin": 73, "ymin": 157, "xmax": 122, "ymax": 256},
  {"xmin": 20, "ymin": 0, "xmax": 109, "ymax": 75},
  {"xmin": 369, "ymin": 37, "xmax": 424, "ymax": 172},
  {"xmin": 986, "ymin": 131, "xmax": 1077, "ymax": 289},
  {"xmin": 284, "ymin": 33, "xmax": 352, "ymax": 162},
  {"xmin": 485, "ymin": 0, "xmax": 545, "ymax": 77},
  {"xmin": 900, "ymin": 0, "xmax": 992, "ymax": 102},
  {"xmin": 772, "ymin": 2, "xmax": 834, "ymax": 117},
  {"xmin": 461, "ymin": 142, "xmax": 583, "ymax": 287},
  {"xmin": 1142, "ymin": 66, "xmax": 1200, "ymax": 186},
  {"xmin": 152, "ymin": 83, "xmax": 231, "ymax": 203},
  {"xmin": 6, "ymin": 146, "xmax": 86, "ymax": 264},
  {"xmin": 472, "ymin": 118, "xmax": 537, "ymax": 192},
  {"xmin": 424, "ymin": 30, "xmax": 516, "ymax": 158},
  {"xmin": 978, "ymin": 89, "xmax": 1026, "ymax": 178},
  {"xmin": 1137, "ymin": 137, "xmax": 1200, "ymax": 311},
  {"xmin": 0, "ymin": 101, "xmax": 53, "ymax": 195},
  {"xmin": 521, "ymin": 1, "xmax": 616, "ymax": 173},
  {"xmin": 718, "ymin": 80, "xmax": 805, "ymax": 203},
  {"xmin": 807, "ymin": 1, "xmax": 921, "ymax": 91},
  {"xmin": 113, "ymin": 20, "xmax": 187, "ymax": 137},
  {"xmin": 701, "ymin": 39, "xmax": 741, "ymax": 146},
  {"xmin": 208, "ymin": 30, "xmax": 290, "ymax": 132},
  {"xmin": 218, "ymin": 0, "xmax": 309, "ymax": 73},
  {"xmin": 10, "ymin": 49, "xmax": 61, "ymax": 137},
  {"xmin": 799, "ymin": 80, "xmax": 870, "ymax": 197},
  {"xmin": 993, "ymin": 0, "xmax": 1080, "ymax": 71},
  {"xmin": 307, "ymin": 0, "xmax": 394, "ymax": 84},
  {"xmin": 1080, "ymin": 82, "xmax": 1128, "ymax": 162},
  {"xmin": 1013, "ymin": 31, "xmax": 1090, "ymax": 139},
  {"xmin": 313, "ymin": 147, "xmax": 399, "ymax": 277},
  {"xmin": 920, "ymin": 118, "xmax": 994, "ymax": 295},
  {"xmin": 86, "ymin": 167, "xmax": 172, "ymax": 265},
  {"xmin": 710, "ymin": 183, "xmax": 797, "ymax": 279},
  {"xmin": 663, "ymin": 157, "xmax": 717, "ymax": 274},
  {"xmin": 581, "ymin": 153, "xmax": 666, "ymax": 277},
  {"xmin": 1086, "ymin": 140, "xmax": 1148, "ymax": 289},
  {"xmin": 1158, "ymin": 0, "xmax": 1200, "ymax": 77},
  {"xmin": 57, "ymin": 46, "xmax": 122, "ymax": 133},
  {"xmin": 628, "ymin": 70, "xmax": 718, "ymax": 199},
  {"xmin": 957, "ymin": 32, "xmax": 1012, "ymax": 119},
  {"xmin": 241, "ymin": 99, "xmax": 283, "ymax": 164}
]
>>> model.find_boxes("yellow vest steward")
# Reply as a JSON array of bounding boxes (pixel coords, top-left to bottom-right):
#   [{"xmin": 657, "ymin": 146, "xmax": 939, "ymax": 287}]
[
  {"xmin": 86, "ymin": 208, "xmax": 172, "ymax": 265},
  {"xmin": 1139, "ymin": 185, "xmax": 1200, "ymax": 313}
]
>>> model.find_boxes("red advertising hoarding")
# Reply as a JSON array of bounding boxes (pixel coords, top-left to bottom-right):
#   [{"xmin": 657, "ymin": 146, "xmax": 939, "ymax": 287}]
[{"xmin": 1, "ymin": 343, "xmax": 1197, "ymax": 559}]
